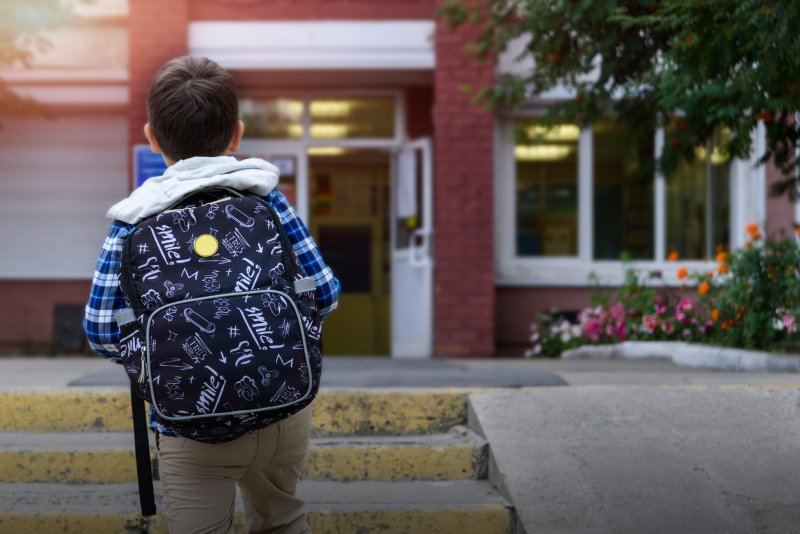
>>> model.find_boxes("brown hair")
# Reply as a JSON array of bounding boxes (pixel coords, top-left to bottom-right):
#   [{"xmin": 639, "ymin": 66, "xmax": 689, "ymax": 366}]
[{"xmin": 146, "ymin": 56, "xmax": 239, "ymax": 162}]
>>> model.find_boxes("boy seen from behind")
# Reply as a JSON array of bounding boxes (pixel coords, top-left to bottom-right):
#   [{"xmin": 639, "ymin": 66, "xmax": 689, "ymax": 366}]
[{"xmin": 84, "ymin": 56, "xmax": 340, "ymax": 534}]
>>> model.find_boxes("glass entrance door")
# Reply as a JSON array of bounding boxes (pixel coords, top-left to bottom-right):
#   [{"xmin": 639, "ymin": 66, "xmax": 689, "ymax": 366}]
[{"xmin": 308, "ymin": 148, "xmax": 391, "ymax": 355}]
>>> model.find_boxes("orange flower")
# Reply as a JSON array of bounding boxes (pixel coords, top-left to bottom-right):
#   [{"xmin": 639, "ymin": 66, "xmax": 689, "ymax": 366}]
[
  {"xmin": 755, "ymin": 111, "xmax": 773, "ymax": 122},
  {"xmin": 705, "ymin": 271, "xmax": 713, "ymax": 279},
  {"xmin": 715, "ymin": 244, "xmax": 726, "ymax": 254},
  {"xmin": 717, "ymin": 263, "xmax": 729, "ymax": 274},
  {"xmin": 698, "ymin": 281, "xmax": 710, "ymax": 295},
  {"xmin": 677, "ymin": 267, "xmax": 688, "ymax": 279},
  {"xmin": 710, "ymin": 309, "xmax": 720, "ymax": 321},
  {"xmin": 667, "ymin": 251, "xmax": 679, "ymax": 262},
  {"xmin": 752, "ymin": 231, "xmax": 762, "ymax": 241},
  {"xmin": 721, "ymin": 321, "xmax": 729, "ymax": 331},
  {"xmin": 746, "ymin": 223, "xmax": 759, "ymax": 236},
  {"xmin": 716, "ymin": 251, "xmax": 728, "ymax": 263}
]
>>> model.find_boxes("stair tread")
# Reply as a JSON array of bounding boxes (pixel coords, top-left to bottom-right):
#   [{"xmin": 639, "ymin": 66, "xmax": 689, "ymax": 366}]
[
  {"xmin": 0, "ymin": 480, "xmax": 509, "ymax": 513},
  {"xmin": 0, "ymin": 431, "xmax": 474, "ymax": 451}
]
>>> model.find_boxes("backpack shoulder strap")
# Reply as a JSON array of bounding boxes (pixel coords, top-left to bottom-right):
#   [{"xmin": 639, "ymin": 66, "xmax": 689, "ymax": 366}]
[{"xmin": 130, "ymin": 385, "xmax": 157, "ymax": 517}]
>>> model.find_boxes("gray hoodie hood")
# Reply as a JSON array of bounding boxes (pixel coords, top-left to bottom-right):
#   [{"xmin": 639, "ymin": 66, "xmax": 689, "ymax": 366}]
[{"xmin": 107, "ymin": 156, "xmax": 280, "ymax": 224}]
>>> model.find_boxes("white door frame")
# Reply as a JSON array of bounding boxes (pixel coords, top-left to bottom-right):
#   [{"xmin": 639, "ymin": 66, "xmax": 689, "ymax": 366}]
[{"xmin": 390, "ymin": 137, "xmax": 434, "ymax": 357}]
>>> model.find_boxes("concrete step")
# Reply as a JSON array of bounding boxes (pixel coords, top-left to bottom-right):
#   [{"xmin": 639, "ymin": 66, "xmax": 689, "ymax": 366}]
[
  {"xmin": 0, "ymin": 428, "xmax": 487, "ymax": 484},
  {"xmin": 0, "ymin": 480, "xmax": 513, "ymax": 533},
  {"xmin": 1, "ymin": 389, "xmax": 468, "ymax": 436}
]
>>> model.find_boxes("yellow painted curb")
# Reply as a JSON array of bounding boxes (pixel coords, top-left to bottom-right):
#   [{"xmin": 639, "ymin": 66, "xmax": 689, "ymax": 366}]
[
  {"xmin": 312, "ymin": 390, "xmax": 468, "ymax": 436},
  {"xmin": 1, "ymin": 442, "xmax": 475, "ymax": 483},
  {"xmin": 0, "ymin": 450, "xmax": 139, "ymax": 484},
  {"xmin": 0, "ymin": 514, "xmax": 158, "ymax": 534},
  {"xmin": 307, "ymin": 506, "xmax": 512, "ymax": 534},
  {"xmin": 2, "ymin": 391, "xmax": 132, "ymax": 432},
  {"xmin": 304, "ymin": 441, "xmax": 475, "ymax": 481},
  {"xmin": 0, "ymin": 390, "xmax": 468, "ymax": 435},
  {"xmin": 0, "ymin": 506, "xmax": 511, "ymax": 534}
]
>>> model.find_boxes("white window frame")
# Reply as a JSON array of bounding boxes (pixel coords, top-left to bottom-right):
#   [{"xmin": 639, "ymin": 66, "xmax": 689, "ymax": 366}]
[{"xmin": 496, "ymin": 113, "xmax": 766, "ymax": 287}]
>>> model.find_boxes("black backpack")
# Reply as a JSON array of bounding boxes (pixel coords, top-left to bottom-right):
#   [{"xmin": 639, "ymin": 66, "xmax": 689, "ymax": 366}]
[{"xmin": 115, "ymin": 187, "xmax": 322, "ymax": 444}]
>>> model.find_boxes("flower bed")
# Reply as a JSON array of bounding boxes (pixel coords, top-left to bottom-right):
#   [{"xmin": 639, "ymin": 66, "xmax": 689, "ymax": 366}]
[{"xmin": 527, "ymin": 224, "xmax": 800, "ymax": 358}]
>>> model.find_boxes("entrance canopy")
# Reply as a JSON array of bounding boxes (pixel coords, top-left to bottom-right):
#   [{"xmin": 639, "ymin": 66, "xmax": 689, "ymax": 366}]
[{"xmin": 189, "ymin": 21, "xmax": 435, "ymax": 71}]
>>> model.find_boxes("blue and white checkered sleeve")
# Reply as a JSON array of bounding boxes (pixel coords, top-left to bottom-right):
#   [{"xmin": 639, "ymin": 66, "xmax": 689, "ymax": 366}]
[
  {"xmin": 83, "ymin": 221, "xmax": 135, "ymax": 361},
  {"xmin": 266, "ymin": 188, "xmax": 341, "ymax": 318}
]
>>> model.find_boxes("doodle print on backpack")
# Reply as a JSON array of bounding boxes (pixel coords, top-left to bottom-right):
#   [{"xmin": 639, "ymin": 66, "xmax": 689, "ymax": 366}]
[{"xmin": 116, "ymin": 192, "xmax": 322, "ymax": 443}]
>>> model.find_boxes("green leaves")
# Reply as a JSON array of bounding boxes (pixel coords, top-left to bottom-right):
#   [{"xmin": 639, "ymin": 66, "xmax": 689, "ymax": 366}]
[{"xmin": 438, "ymin": 0, "xmax": 800, "ymax": 195}]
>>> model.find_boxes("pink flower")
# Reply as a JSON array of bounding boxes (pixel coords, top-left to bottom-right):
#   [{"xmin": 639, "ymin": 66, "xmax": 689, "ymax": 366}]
[
  {"xmin": 661, "ymin": 321, "xmax": 674, "ymax": 335},
  {"xmin": 676, "ymin": 299, "xmax": 693, "ymax": 313},
  {"xmin": 675, "ymin": 299, "xmax": 693, "ymax": 323},
  {"xmin": 614, "ymin": 321, "xmax": 627, "ymax": 342},
  {"xmin": 783, "ymin": 314, "xmax": 797, "ymax": 334},
  {"xmin": 643, "ymin": 314, "xmax": 659, "ymax": 333},
  {"xmin": 655, "ymin": 303, "xmax": 666, "ymax": 315},
  {"xmin": 583, "ymin": 318, "xmax": 602, "ymax": 342},
  {"xmin": 682, "ymin": 328, "xmax": 691, "ymax": 339},
  {"xmin": 610, "ymin": 303, "xmax": 625, "ymax": 319}
]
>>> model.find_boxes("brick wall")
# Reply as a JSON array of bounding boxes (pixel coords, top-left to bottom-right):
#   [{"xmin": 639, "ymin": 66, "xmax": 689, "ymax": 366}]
[
  {"xmin": 0, "ymin": 281, "xmax": 92, "ymax": 353},
  {"xmin": 128, "ymin": 0, "xmax": 190, "ymax": 187},
  {"xmin": 433, "ymin": 13, "xmax": 495, "ymax": 356}
]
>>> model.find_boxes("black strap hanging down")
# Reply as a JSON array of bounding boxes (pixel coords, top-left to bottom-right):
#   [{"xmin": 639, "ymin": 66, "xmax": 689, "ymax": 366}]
[{"xmin": 130, "ymin": 385, "xmax": 157, "ymax": 517}]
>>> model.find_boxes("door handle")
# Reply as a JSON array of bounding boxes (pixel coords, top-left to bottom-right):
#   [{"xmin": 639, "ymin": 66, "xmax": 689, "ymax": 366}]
[{"xmin": 409, "ymin": 228, "xmax": 430, "ymax": 268}]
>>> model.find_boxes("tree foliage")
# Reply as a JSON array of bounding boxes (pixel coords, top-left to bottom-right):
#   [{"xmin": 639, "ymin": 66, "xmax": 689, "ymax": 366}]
[
  {"xmin": 438, "ymin": 0, "xmax": 800, "ymax": 196},
  {"xmin": 0, "ymin": 0, "xmax": 74, "ymax": 120}
]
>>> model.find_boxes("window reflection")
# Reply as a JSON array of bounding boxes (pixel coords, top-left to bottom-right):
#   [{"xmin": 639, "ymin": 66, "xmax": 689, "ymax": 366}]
[
  {"xmin": 310, "ymin": 98, "xmax": 394, "ymax": 139},
  {"xmin": 239, "ymin": 98, "xmax": 303, "ymax": 139},
  {"xmin": 515, "ymin": 120, "xmax": 579, "ymax": 257},
  {"xmin": 666, "ymin": 128, "xmax": 731, "ymax": 260},
  {"xmin": 593, "ymin": 122, "xmax": 654, "ymax": 260}
]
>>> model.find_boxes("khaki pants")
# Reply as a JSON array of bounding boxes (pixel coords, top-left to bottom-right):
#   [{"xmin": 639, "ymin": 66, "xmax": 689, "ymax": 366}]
[{"xmin": 157, "ymin": 406, "xmax": 313, "ymax": 534}]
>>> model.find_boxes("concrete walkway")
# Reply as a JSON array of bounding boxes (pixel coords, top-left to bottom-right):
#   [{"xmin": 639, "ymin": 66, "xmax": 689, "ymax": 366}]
[{"xmin": 471, "ymin": 385, "xmax": 800, "ymax": 534}]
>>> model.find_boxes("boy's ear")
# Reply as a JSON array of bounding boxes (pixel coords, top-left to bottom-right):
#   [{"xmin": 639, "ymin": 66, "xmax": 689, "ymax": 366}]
[
  {"xmin": 143, "ymin": 123, "xmax": 162, "ymax": 154},
  {"xmin": 228, "ymin": 120, "xmax": 245, "ymax": 154}
]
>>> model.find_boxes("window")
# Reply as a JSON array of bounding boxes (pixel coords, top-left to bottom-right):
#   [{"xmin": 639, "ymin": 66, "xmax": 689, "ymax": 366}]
[
  {"xmin": 310, "ymin": 97, "xmax": 395, "ymax": 140},
  {"xmin": 497, "ymin": 116, "xmax": 751, "ymax": 285},
  {"xmin": 514, "ymin": 120, "xmax": 579, "ymax": 256},
  {"xmin": 239, "ymin": 98, "xmax": 303, "ymax": 139},
  {"xmin": 593, "ymin": 121, "xmax": 654, "ymax": 260},
  {"xmin": 665, "ymin": 129, "xmax": 731, "ymax": 260}
]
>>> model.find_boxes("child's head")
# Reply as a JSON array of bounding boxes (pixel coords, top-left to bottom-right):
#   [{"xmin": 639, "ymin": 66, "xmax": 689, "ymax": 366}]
[{"xmin": 145, "ymin": 56, "xmax": 243, "ymax": 163}]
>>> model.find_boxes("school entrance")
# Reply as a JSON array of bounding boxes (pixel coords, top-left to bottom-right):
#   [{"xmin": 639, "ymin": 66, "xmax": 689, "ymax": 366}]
[{"xmin": 237, "ymin": 95, "xmax": 433, "ymax": 357}]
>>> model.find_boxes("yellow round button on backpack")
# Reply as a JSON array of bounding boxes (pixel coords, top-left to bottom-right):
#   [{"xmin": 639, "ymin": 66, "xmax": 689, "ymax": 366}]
[{"xmin": 194, "ymin": 234, "xmax": 218, "ymax": 257}]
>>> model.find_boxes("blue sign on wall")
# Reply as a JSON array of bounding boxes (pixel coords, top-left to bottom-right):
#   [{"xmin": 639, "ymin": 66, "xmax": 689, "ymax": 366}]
[{"xmin": 133, "ymin": 144, "xmax": 168, "ymax": 188}]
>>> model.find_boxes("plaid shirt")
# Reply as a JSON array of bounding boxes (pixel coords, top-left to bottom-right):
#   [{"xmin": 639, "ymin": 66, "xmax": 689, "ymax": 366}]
[{"xmin": 83, "ymin": 188, "xmax": 340, "ymax": 433}]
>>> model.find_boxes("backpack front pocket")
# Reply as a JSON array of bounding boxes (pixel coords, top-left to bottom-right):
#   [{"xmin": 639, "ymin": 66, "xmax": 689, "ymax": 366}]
[{"xmin": 144, "ymin": 289, "xmax": 313, "ymax": 422}]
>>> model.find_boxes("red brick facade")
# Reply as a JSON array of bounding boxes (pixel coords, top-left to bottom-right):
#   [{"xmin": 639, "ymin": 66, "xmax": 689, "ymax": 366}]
[
  {"xmin": 0, "ymin": 281, "xmax": 91, "ymax": 353},
  {"xmin": 433, "ymin": 19, "xmax": 496, "ymax": 356},
  {"xmin": 128, "ymin": 0, "xmax": 190, "ymax": 186}
]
